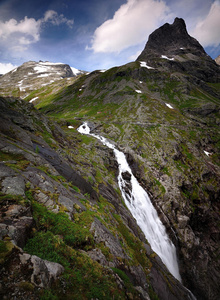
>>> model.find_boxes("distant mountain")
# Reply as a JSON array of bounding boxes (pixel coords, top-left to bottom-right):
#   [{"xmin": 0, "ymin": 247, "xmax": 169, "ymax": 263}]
[{"xmin": 0, "ymin": 61, "xmax": 85, "ymax": 98}]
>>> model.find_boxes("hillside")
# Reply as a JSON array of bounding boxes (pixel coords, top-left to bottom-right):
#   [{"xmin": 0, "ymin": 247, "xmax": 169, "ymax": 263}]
[{"xmin": 0, "ymin": 18, "xmax": 220, "ymax": 300}]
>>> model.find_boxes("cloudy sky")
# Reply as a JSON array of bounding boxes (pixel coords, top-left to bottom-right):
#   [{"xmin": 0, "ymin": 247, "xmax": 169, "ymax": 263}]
[{"xmin": 0, "ymin": 0, "xmax": 220, "ymax": 74}]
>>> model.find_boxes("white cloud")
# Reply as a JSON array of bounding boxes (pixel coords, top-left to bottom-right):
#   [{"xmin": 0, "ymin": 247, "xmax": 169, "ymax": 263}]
[
  {"xmin": 0, "ymin": 62, "xmax": 17, "ymax": 74},
  {"xmin": 43, "ymin": 10, "xmax": 74, "ymax": 28},
  {"xmin": 90, "ymin": 0, "xmax": 171, "ymax": 53},
  {"xmin": 191, "ymin": 1, "xmax": 220, "ymax": 47},
  {"xmin": 0, "ymin": 17, "xmax": 41, "ymax": 43},
  {"xmin": 0, "ymin": 10, "xmax": 74, "ymax": 52}
]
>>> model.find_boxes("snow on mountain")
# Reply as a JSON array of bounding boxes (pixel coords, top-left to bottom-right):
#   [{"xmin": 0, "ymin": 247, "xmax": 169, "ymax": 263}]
[
  {"xmin": 0, "ymin": 61, "xmax": 85, "ymax": 98},
  {"xmin": 71, "ymin": 66, "xmax": 81, "ymax": 76}
]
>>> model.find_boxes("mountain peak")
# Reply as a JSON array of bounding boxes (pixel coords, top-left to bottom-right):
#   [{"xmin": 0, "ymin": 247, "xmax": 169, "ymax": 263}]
[{"xmin": 137, "ymin": 17, "xmax": 206, "ymax": 62}]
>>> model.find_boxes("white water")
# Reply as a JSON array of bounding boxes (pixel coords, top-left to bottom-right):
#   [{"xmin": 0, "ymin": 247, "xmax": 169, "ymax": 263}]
[{"xmin": 77, "ymin": 122, "xmax": 181, "ymax": 281}]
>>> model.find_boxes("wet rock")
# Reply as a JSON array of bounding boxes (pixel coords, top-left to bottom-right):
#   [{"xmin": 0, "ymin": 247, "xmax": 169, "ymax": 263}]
[{"xmin": 122, "ymin": 171, "xmax": 131, "ymax": 181}]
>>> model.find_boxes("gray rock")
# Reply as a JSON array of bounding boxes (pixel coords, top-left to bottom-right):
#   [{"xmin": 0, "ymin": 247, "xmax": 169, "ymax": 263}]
[
  {"xmin": 18, "ymin": 253, "xmax": 64, "ymax": 288},
  {"xmin": 90, "ymin": 218, "xmax": 129, "ymax": 259},
  {"xmin": 86, "ymin": 248, "xmax": 109, "ymax": 266},
  {"xmin": 0, "ymin": 163, "xmax": 17, "ymax": 178},
  {"xmin": 177, "ymin": 215, "xmax": 190, "ymax": 229},
  {"xmin": 1, "ymin": 176, "xmax": 26, "ymax": 196},
  {"xmin": 135, "ymin": 286, "xmax": 151, "ymax": 300},
  {"xmin": 3, "ymin": 217, "xmax": 34, "ymax": 248}
]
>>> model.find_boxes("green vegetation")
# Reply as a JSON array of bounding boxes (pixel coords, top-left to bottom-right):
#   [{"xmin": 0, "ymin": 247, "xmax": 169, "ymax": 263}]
[{"xmin": 23, "ymin": 201, "xmax": 126, "ymax": 299}]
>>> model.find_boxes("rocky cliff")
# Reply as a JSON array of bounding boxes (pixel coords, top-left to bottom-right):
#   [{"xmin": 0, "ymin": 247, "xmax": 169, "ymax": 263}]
[{"xmin": 0, "ymin": 18, "xmax": 220, "ymax": 300}]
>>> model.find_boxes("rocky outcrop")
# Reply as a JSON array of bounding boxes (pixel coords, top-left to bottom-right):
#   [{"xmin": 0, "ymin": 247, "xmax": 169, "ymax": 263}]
[
  {"xmin": 0, "ymin": 241, "xmax": 64, "ymax": 299},
  {"xmin": 137, "ymin": 18, "xmax": 220, "ymax": 83},
  {"xmin": 137, "ymin": 18, "xmax": 206, "ymax": 60}
]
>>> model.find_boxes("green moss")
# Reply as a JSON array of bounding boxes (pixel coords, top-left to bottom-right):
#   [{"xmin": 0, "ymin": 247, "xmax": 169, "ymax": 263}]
[
  {"xmin": 31, "ymin": 201, "xmax": 94, "ymax": 249},
  {"xmin": 0, "ymin": 193, "xmax": 29, "ymax": 206},
  {"xmin": 0, "ymin": 240, "xmax": 7, "ymax": 253},
  {"xmin": 154, "ymin": 179, "xmax": 166, "ymax": 194},
  {"xmin": 25, "ymin": 232, "xmax": 125, "ymax": 299},
  {"xmin": 18, "ymin": 281, "xmax": 35, "ymax": 292}
]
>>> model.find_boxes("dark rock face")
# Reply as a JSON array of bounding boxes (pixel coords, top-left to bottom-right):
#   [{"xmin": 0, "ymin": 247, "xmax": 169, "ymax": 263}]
[
  {"xmin": 137, "ymin": 18, "xmax": 220, "ymax": 83},
  {"xmin": 137, "ymin": 18, "xmax": 206, "ymax": 60}
]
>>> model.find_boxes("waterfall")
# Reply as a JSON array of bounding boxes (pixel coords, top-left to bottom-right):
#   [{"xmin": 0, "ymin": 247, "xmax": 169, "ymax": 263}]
[{"xmin": 77, "ymin": 122, "xmax": 181, "ymax": 281}]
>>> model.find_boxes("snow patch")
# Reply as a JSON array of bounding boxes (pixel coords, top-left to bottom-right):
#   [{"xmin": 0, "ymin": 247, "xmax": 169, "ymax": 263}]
[
  {"xmin": 140, "ymin": 61, "xmax": 154, "ymax": 69},
  {"xmin": 39, "ymin": 61, "xmax": 64, "ymax": 66},
  {"xmin": 37, "ymin": 73, "xmax": 50, "ymax": 78},
  {"xmin": 29, "ymin": 97, "xmax": 38, "ymax": 103},
  {"xmin": 204, "ymin": 150, "xmax": 211, "ymax": 156},
  {"xmin": 165, "ymin": 103, "xmax": 174, "ymax": 109},
  {"xmin": 34, "ymin": 65, "xmax": 51, "ymax": 73},
  {"xmin": 17, "ymin": 80, "xmax": 23, "ymax": 86},
  {"xmin": 71, "ymin": 66, "xmax": 80, "ymax": 75},
  {"xmin": 161, "ymin": 55, "xmax": 174, "ymax": 61}
]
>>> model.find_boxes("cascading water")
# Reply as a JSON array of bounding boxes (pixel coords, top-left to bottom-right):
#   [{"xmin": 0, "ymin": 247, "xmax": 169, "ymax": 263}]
[{"xmin": 77, "ymin": 122, "xmax": 181, "ymax": 282}]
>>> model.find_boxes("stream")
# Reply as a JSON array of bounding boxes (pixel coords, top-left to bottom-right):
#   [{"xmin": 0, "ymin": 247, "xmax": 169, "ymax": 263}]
[{"xmin": 77, "ymin": 122, "xmax": 181, "ymax": 281}]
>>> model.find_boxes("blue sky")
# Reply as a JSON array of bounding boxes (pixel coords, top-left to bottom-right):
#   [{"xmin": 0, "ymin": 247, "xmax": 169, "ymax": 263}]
[{"xmin": 0, "ymin": 0, "xmax": 220, "ymax": 74}]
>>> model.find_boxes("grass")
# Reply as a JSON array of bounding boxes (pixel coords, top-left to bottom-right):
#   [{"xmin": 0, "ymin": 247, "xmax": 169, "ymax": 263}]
[
  {"xmin": 28, "ymin": 201, "xmax": 94, "ymax": 249},
  {"xmin": 23, "ymin": 200, "xmax": 128, "ymax": 299}
]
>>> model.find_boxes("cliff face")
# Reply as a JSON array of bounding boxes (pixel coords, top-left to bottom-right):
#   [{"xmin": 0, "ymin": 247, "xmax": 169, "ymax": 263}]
[{"xmin": 0, "ymin": 18, "xmax": 220, "ymax": 300}]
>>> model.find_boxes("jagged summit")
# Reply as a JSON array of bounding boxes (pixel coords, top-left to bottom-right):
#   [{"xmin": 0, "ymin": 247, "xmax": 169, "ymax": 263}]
[
  {"xmin": 137, "ymin": 17, "xmax": 220, "ymax": 83},
  {"xmin": 137, "ymin": 17, "xmax": 207, "ymax": 61}
]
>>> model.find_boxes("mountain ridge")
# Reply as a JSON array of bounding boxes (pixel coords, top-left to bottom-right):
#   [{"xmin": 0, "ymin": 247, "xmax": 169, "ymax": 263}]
[{"xmin": 0, "ymin": 60, "xmax": 85, "ymax": 99}]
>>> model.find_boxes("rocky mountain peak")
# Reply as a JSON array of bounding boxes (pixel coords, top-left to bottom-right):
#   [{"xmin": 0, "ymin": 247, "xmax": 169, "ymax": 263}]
[
  {"xmin": 137, "ymin": 17, "xmax": 207, "ymax": 61},
  {"xmin": 0, "ymin": 60, "xmax": 84, "ymax": 99}
]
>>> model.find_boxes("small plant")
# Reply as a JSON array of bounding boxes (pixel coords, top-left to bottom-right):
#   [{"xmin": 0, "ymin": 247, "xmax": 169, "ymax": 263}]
[{"xmin": 35, "ymin": 145, "xmax": 39, "ymax": 154}]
